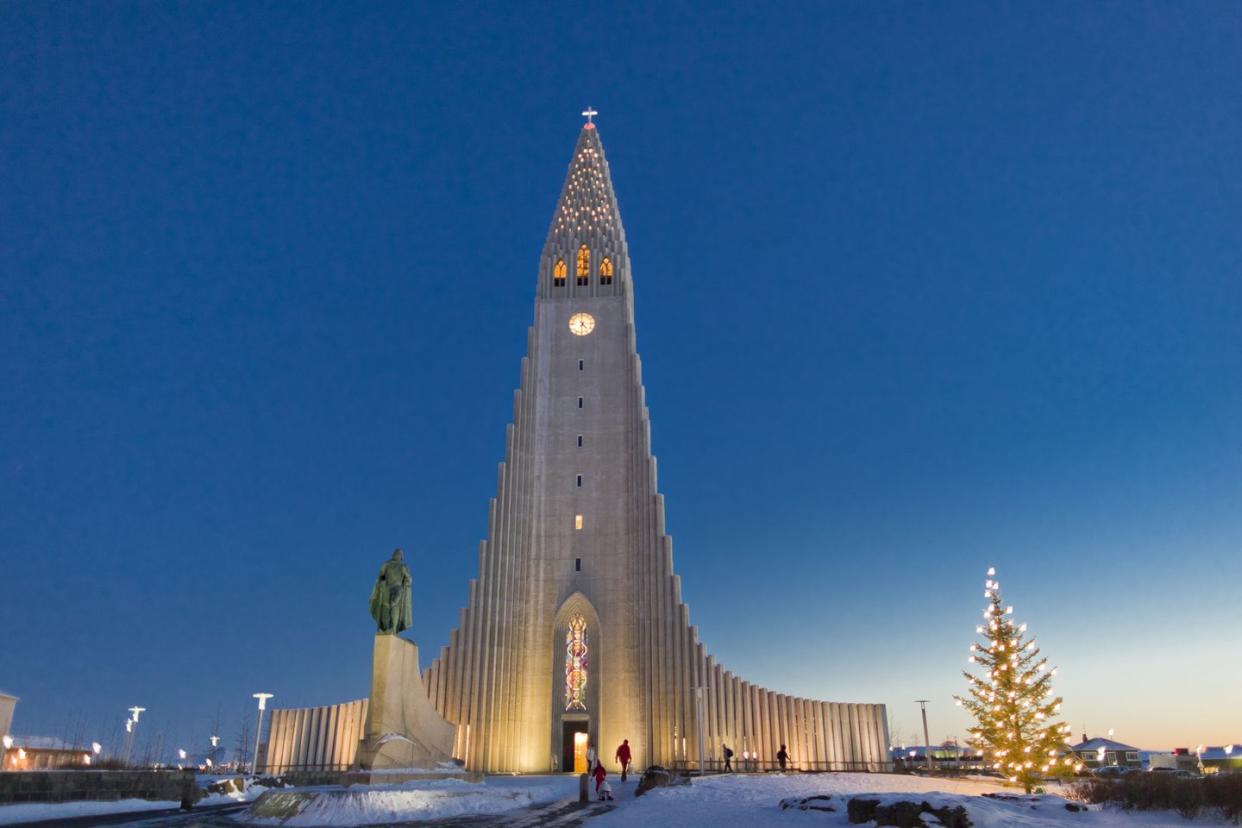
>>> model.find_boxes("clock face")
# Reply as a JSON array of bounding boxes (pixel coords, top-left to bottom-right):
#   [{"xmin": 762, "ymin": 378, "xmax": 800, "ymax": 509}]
[{"xmin": 568, "ymin": 313, "xmax": 596, "ymax": 336}]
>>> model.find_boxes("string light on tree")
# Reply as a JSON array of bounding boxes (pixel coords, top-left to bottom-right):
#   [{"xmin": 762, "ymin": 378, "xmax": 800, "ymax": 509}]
[{"xmin": 953, "ymin": 566, "xmax": 1081, "ymax": 792}]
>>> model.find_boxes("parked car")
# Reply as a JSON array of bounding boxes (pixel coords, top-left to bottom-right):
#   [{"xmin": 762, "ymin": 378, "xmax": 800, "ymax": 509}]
[
  {"xmin": 1149, "ymin": 768, "xmax": 1199, "ymax": 779},
  {"xmin": 1093, "ymin": 765, "xmax": 1138, "ymax": 778}
]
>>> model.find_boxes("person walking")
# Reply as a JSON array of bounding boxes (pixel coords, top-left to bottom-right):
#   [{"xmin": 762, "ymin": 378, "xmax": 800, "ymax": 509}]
[
  {"xmin": 776, "ymin": 744, "xmax": 789, "ymax": 772},
  {"xmin": 722, "ymin": 743, "xmax": 734, "ymax": 772},
  {"xmin": 586, "ymin": 742, "xmax": 597, "ymax": 775},
  {"xmin": 615, "ymin": 739, "xmax": 632, "ymax": 782}
]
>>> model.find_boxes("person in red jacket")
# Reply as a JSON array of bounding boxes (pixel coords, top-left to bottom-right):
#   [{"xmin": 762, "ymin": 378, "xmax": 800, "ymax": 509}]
[
  {"xmin": 615, "ymin": 739, "xmax": 632, "ymax": 781},
  {"xmin": 592, "ymin": 760, "xmax": 607, "ymax": 795}
]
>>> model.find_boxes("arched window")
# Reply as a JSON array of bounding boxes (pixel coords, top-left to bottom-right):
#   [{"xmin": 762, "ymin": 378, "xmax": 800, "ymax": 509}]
[
  {"xmin": 553, "ymin": 258, "xmax": 567, "ymax": 287},
  {"xmin": 576, "ymin": 245, "xmax": 590, "ymax": 286},
  {"xmin": 564, "ymin": 614, "xmax": 588, "ymax": 711},
  {"xmin": 599, "ymin": 256, "xmax": 613, "ymax": 285}
]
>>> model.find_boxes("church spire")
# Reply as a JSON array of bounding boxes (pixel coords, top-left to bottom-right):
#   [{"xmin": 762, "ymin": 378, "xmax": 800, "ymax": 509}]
[{"xmin": 539, "ymin": 114, "xmax": 630, "ymax": 298}]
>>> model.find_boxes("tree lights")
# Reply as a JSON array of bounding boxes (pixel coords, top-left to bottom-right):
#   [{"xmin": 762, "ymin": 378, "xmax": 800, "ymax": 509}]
[{"xmin": 954, "ymin": 567, "xmax": 1081, "ymax": 792}]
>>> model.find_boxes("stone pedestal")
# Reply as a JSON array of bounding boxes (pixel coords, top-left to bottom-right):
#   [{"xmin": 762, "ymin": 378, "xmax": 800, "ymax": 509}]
[{"xmin": 354, "ymin": 634, "xmax": 457, "ymax": 771}]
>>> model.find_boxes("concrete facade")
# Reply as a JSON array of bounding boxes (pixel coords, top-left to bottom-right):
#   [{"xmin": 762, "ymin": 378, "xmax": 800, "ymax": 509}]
[
  {"xmin": 421, "ymin": 123, "xmax": 890, "ymax": 773},
  {"xmin": 356, "ymin": 635, "xmax": 455, "ymax": 769},
  {"xmin": 264, "ymin": 698, "xmax": 367, "ymax": 773},
  {"xmin": 0, "ymin": 693, "xmax": 15, "ymax": 744}
]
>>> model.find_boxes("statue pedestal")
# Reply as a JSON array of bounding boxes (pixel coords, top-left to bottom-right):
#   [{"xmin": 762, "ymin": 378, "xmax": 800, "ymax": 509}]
[{"xmin": 354, "ymin": 634, "xmax": 458, "ymax": 771}]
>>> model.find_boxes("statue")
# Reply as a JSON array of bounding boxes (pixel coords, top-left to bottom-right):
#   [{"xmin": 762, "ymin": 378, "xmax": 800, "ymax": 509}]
[{"xmin": 369, "ymin": 548, "xmax": 413, "ymax": 634}]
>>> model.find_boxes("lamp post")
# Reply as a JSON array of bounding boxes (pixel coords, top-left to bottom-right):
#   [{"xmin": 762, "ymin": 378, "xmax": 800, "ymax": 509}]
[
  {"xmin": 125, "ymin": 707, "xmax": 146, "ymax": 766},
  {"xmin": 915, "ymin": 700, "xmax": 933, "ymax": 773},
  {"xmin": 251, "ymin": 693, "xmax": 274, "ymax": 776}
]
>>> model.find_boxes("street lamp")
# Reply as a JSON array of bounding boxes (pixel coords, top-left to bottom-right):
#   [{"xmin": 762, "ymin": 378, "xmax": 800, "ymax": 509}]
[
  {"xmin": 251, "ymin": 693, "xmax": 274, "ymax": 776},
  {"xmin": 125, "ymin": 707, "xmax": 146, "ymax": 766},
  {"xmin": 915, "ymin": 700, "xmax": 933, "ymax": 773}
]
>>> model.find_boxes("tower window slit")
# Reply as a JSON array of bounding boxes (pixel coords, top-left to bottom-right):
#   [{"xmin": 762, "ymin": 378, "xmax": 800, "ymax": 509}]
[
  {"xmin": 578, "ymin": 397, "xmax": 583, "ymax": 409},
  {"xmin": 576, "ymin": 474, "xmax": 583, "ymax": 487},
  {"xmin": 578, "ymin": 359, "xmax": 584, "ymax": 371},
  {"xmin": 577, "ymin": 435, "xmax": 583, "ymax": 447},
  {"xmin": 575, "ymin": 558, "xmax": 581, "ymax": 572}
]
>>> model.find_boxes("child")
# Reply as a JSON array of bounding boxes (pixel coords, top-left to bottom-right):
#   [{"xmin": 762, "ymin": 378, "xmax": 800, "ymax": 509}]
[
  {"xmin": 597, "ymin": 778, "xmax": 614, "ymax": 801},
  {"xmin": 592, "ymin": 761, "xmax": 607, "ymax": 795}
]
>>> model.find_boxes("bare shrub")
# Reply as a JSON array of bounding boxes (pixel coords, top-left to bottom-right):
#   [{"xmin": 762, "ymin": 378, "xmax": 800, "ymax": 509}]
[{"xmin": 1071, "ymin": 774, "xmax": 1242, "ymax": 823}]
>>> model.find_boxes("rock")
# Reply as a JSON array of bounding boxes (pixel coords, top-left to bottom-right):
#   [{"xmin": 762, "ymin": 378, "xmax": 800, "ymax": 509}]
[
  {"xmin": 635, "ymin": 766, "xmax": 689, "ymax": 798},
  {"xmin": 874, "ymin": 801, "xmax": 926, "ymax": 827},
  {"xmin": 1064, "ymin": 802, "xmax": 1084, "ymax": 812},
  {"xmin": 779, "ymin": 795, "xmax": 836, "ymax": 812},
  {"xmin": 846, "ymin": 797, "xmax": 970, "ymax": 828},
  {"xmin": 847, "ymin": 797, "xmax": 880, "ymax": 823},
  {"xmin": 924, "ymin": 804, "xmax": 971, "ymax": 828},
  {"xmin": 206, "ymin": 777, "xmax": 244, "ymax": 796}
]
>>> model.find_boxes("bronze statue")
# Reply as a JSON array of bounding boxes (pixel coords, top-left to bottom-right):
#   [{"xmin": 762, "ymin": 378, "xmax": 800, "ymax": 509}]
[{"xmin": 369, "ymin": 548, "xmax": 413, "ymax": 634}]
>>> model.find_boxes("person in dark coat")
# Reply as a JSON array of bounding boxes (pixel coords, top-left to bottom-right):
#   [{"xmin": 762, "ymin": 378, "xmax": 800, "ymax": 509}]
[
  {"xmin": 776, "ymin": 744, "xmax": 789, "ymax": 771},
  {"xmin": 722, "ymin": 743, "xmax": 734, "ymax": 772},
  {"xmin": 615, "ymin": 739, "xmax": 632, "ymax": 781}
]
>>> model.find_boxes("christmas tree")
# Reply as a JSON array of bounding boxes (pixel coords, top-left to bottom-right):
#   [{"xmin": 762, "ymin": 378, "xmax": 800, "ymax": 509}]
[{"xmin": 954, "ymin": 567, "xmax": 1082, "ymax": 792}]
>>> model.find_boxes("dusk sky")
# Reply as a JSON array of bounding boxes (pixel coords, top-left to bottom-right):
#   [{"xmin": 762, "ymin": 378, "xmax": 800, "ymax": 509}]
[{"xmin": 2, "ymin": 2, "xmax": 1240, "ymax": 759}]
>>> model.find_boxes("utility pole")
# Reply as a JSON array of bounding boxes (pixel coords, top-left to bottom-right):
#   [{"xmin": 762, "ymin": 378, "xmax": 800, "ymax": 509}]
[{"xmin": 915, "ymin": 700, "xmax": 933, "ymax": 773}]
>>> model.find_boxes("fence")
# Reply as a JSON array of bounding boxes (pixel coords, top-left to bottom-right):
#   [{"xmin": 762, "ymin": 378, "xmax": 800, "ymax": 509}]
[{"xmin": 668, "ymin": 759, "xmax": 892, "ymax": 774}]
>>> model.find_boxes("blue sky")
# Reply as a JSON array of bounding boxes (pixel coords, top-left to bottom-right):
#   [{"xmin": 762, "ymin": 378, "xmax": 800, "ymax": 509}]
[{"xmin": 1, "ymin": 2, "xmax": 1239, "ymax": 757}]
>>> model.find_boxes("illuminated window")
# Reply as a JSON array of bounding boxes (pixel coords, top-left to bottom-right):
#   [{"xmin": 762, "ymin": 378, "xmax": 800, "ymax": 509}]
[
  {"xmin": 553, "ymin": 259, "xmax": 567, "ymax": 287},
  {"xmin": 576, "ymin": 245, "xmax": 590, "ymax": 285},
  {"xmin": 575, "ymin": 514, "xmax": 584, "ymax": 530},
  {"xmin": 599, "ymin": 256, "xmax": 613, "ymax": 285},
  {"xmin": 565, "ymin": 614, "xmax": 588, "ymax": 711}
]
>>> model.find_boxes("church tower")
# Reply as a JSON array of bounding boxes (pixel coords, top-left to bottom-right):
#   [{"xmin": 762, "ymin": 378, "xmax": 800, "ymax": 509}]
[{"xmin": 422, "ymin": 115, "xmax": 889, "ymax": 774}]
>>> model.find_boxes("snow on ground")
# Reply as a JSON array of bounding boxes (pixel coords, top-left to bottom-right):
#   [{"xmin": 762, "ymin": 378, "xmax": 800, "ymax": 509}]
[
  {"xmin": 0, "ymin": 798, "xmax": 175, "ymax": 825},
  {"xmin": 588, "ymin": 772, "xmax": 1230, "ymax": 828},
  {"xmin": 0, "ymin": 777, "xmax": 268, "ymax": 825},
  {"xmin": 238, "ymin": 774, "xmax": 578, "ymax": 826}
]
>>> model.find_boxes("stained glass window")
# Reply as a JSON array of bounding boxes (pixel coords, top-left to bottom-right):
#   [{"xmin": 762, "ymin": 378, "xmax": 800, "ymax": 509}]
[
  {"xmin": 599, "ymin": 256, "xmax": 613, "ymax": 285},
  {"xmin": 553, "ymin": 258, "xmax": 567, "ymax": 286},
  {"xmin": 576, "ymin": 245, "xmax": 590, "ymax": 285},
  {"xmin": 565, "ymin": 614, "xmax": 588, "ymax": 711}
]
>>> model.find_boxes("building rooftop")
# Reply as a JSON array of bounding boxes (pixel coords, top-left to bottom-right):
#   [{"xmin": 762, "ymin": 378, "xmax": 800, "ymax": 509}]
[{"xmin": 1071, "ymin": 737, "xmax": 1140, "ymax": 753}]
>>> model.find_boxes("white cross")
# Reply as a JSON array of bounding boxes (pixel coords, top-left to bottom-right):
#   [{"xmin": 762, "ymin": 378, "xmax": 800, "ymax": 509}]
[{"xmin": 582, "ymin": 106, "xmax": 598, "ymax": 124}]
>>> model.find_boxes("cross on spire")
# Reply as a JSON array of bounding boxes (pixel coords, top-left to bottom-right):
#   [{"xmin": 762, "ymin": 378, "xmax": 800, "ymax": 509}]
[{"xmin": 581, "ymin": 106, "xmax": 598, "ymax": 125}]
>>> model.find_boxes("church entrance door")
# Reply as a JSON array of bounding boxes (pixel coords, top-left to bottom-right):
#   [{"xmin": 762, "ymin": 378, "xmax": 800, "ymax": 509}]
[{"xmin": 562, "ymin": 720, "xmax": 590, "ymax": 773}]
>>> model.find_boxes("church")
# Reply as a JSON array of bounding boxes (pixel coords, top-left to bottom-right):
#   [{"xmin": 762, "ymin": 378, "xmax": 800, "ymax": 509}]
[
  {"xmin": 417, "ymin": 115, "xmax": 890, "ymax": 774},
  {"xmin": 262, "ymin": 114, "xmax": 890, "ymax": 777}
]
